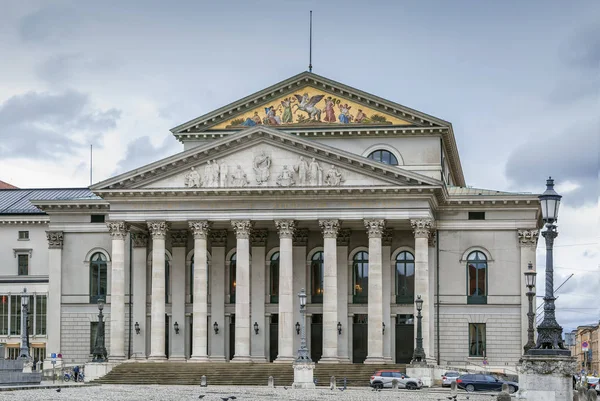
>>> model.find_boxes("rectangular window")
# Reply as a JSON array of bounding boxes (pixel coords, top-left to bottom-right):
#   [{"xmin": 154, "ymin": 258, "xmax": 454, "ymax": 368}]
[
  {"xmin": 35, "ymin": 295, "xmax": 47, "ymax": 335},
  {"xmin": 18, "ymin": 255, "xmax": 29, "ymax": 275},
  {"xmin": 18, "ymin": 231, "xmax": 29, "ymax": 240},
  {"xmin": 90, "ymin": 214, "xmax": 106, "ymax": 223},
  {"xmin": 10, "ymin": 295, "xmax": 21, "ymax": 335},
  {"xmin": 468, "ymin": 212, "xmax": 486, "ymax": 220},
  {"xmin": 90, "ymin": 322, "xmax": 99, "ymax": 354},
  {"xmin": 0, "ymin": 296, "xmax": 8, "ymax": 335},
  {"xmin": 469, "ymin": 323, "xmax": 486, "ymax": 357}
]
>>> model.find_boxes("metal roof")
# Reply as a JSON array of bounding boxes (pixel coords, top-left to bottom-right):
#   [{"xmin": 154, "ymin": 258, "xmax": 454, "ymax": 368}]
[
  {"xmin": 0, "ymin": 188, "xmax": 100, "ymax": 214},
  {"xmin": 447, "ymin": 186, "xmax": 535, "ymax": 196}
]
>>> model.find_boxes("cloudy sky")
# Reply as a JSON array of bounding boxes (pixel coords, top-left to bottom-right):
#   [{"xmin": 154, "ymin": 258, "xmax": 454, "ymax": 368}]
[{"xmin": 1, "ymin": 1, "xmax": 598, "ymax": 332}]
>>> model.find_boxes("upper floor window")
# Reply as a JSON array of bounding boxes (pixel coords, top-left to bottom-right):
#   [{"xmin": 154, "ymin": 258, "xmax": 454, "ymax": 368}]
[
  {"xmin": 90, "ymin": 214, "xmax": 106, "ymax": 223},
  {"xmin": 367, "ymin": 150, "xmax": 398, "ymax": 166},
  {"xmin": 395, "ymin": 251, "xmax": 415, "ymax": 304},
  {"xmin": 468, "ymin": 212, "xmax": 485, "ymax": 220},
  {"xmin": 229, "ymin": 253, "xmax": 236, "ymax": 304},
  {"xmin": 35, "ymin": 295, "xmax": 47, "ymax": 335},
  {"xmin": 18, "ymin": 231, "xmax": 29, "ymax": 240},
  {"xmin": 353, "ymin": 251, "xmax": 369, "ymax": 304},
  {"xmin": 90, "ymin": 252, "xmax": 107, "ymax": 303},
  {"xmin": 18, "ymin": 254, "xmax": 29, "ymax": 275},
  {"xmin": 467, "ymin": 251, "xmax": 487, "ymax": 304},
  {"xmin": 310, "ymin": 251, "xmax": 324, "ymax": 303},
  {"xmin": 269, "ymin": 252, "xmax": 280, "ymax": 303}
]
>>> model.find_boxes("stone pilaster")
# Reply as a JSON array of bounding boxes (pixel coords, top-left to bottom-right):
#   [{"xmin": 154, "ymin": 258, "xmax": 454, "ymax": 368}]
[
  {"xmin": 364, "ymin": 219, "xmax": 385, "ymax": 364},
  {"xmin": 274, "ymin": 220, "xmax": 296, "ymax": 363},
  {"xmin": 250, "ymin": 229, "xmax": 268, "ymax": 361},
  {"xmin": 170, "ymin": 229, "xmax": 187, "ymax": 361},
  {"xmin": 336, "ymin": 228, "xmax": 351, "ymax": 362},
  {"xmin": 107, "ymin": 221, "xmax": 129, "ymax": 361},
  {"xmin": 382, "ymin": 228, "xmax": 393, "ymax": 362},
  {"xmin": 189, "ymin": 221, "xmax": 211, "ymax": 361},
  {"xmin": 131, "ymin": 232, "xmax": 148, "ymax": 359},
  {"xmin": 319, "ymin": 219, "xmax": 340, "ymax": 363},
  {"xmin": 45, "ymin": 231, "xmax": 63, "ymax": 359},
  {"xmin": 147, "ymin": 221, "xmax": 170, "ymax": 361},
  {"xmin": 209, "ymin": 229, "xmax": 227, "ymax": 361},
  {"xmin": 411, "ymin": 218, "xmax": 433, "ymax": 359},
  {"xmin": 518, "ymin": 229, "xmax": 539, "ymax": 350},
  {"xmin": 231, "ymin": 220, "xmax": 253, "ymax": 362}
]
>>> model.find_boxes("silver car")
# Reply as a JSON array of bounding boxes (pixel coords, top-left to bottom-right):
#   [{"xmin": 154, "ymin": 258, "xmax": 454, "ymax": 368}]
[
  {"xmin": 370, "ymin": 370, "xmax": 423, "ymax": 390},
  {"xmin": 442, "ymin": 371, "xmax": 460, "ymax": 387}
]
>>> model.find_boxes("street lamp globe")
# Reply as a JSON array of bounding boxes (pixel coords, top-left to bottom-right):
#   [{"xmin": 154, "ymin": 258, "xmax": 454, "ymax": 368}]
[
  {"xmin": 415, "ymin": 295, "xmax": 423, "ymax": 312},
  {"xmin": 539, "ymin": 177, "xmax": 562, "ymax": 224},
  {"xmin": 97, "ymin": 298, "xmax": 105, "ymax": 311},
  {"xmin": 298, "ymin": 288, "xmax": 307, "ymax": 307},
  {"xmin": 524, "ymin": 262, "xmax": 537, "ymax": 289}
]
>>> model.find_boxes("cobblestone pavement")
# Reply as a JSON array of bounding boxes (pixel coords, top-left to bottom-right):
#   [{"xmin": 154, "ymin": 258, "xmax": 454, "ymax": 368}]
[{"xmin": 0, "ymin": 384, "xmax": 506, "ymax": 400}]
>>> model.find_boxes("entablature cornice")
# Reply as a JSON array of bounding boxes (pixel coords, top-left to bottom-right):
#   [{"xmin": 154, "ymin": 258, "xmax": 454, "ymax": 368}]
[
  {"xmin": 0, "ymin": 216, "xmax": 49, "ymax": 225},
  {"xmin": 436, "ymin": 220, "xmax": 539, "ymax": 230},
  {"xmin": 30, "ymin": 200, "xmax": 110, "ymax": 213}
]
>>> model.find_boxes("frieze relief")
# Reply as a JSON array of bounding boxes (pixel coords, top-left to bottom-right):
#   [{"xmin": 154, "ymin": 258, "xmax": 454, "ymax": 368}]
[{"xmin": 519, "ymin": 357, "xmax": 577, "ymax": 376}]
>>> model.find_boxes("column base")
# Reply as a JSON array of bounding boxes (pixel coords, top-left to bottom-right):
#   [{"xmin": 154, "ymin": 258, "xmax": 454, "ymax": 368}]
[
  {"xmin": 108, "ymin": 355, "xmax": 126, "ymax": 362},
  {"xmin": 168, "ymin": 356, "xmax": 186, "ymax": 362},
  {"xmin": 364, "ymin": 356, "xmax": 386, "ymax": 364},
  {"xmin": 147, "ymin": 355, "xmax": 167, "ymax": 362},
  {"xmin": 318, "ymin": 357, "xmax": 340, "ymax": 364},
  {"xmin": 231, "ymin": 355, "xmax": 253, "ymax": 363},
  {"xmin": 274, "ymin": 356, "xmax": 295, "ymax": 363},
  {"xmin": 189, "ymin": 355, "xmax": 211, "ymax": 362},
  {"xmin": 209, "ymin": 356, "xmax": 227, "ymax": 362},
  {"xmin": 251, "ymin": 356, "xmax": 267, "ymax": 363}
]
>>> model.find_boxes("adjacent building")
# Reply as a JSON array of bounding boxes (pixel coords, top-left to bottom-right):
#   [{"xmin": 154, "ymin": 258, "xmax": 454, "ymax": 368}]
[{"xmin": 0, "ymin": 72, "xmax": 542, "ymax": 371}]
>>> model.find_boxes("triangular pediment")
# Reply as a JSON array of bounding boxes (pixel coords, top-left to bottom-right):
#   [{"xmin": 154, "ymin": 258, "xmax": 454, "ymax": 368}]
[
  {"xmin": 92, "ymin": 126, "xmax": 441, "ymax": 193},
  {"xmin": 171, "ymin": 72, "xmax": 449, "ymax": 134}
]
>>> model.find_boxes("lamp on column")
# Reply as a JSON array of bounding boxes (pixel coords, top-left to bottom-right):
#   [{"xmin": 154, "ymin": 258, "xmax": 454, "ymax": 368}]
[
  {"xmin": 19, "ymin": 288, "xmax": 30, "ymax": 360},
  {"xmin": 254, "ymin": 321, "xmax": 259, "ymax": 335},
  {"xmin": 382, "ymin": 322, "xmax": 385, "ymax": 335},
  {"xmin": 174, "ymin": 321, "xmax": 180, "ymax": 335},
  {"xmin": 134, "ymin": 322, "xmax": 140, "ymax": 335},
  {"xmin": 213, "ymin": 321, "xmax": 219, "ymax": 335},
  {"xmin": 295, "ymin": 288, "xmax": 311, "ymax": 362},
  {"xmin": 412, "ymin": 295, "xmax": 426, "ymax": 363},
  {"xmin": 530, "ymin": 177, "xmax": 569, "ymax": 355},
  {"xmin": 337, "ymin": 321, "xmax": 342, "ymax": 335},
  {"xmin": 523, "ymin": 262, "xmax": 537, "ymax": 353},
  {"xmin": 92, "ymin": 297, "xmax": 108, "ymax": 362},
  {"xmin": 296, "ymin": 321, "xmax": 300, "ymax": 335}
]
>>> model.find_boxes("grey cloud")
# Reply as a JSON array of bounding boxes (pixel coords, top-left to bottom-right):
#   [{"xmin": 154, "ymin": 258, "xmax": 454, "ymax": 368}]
[
  {"xmin": 114, "ymin": 135, "xmax": 180, "ymax": 175},
  {"xmin": 19, "ymin": 6, "xmax": 82, "ymax": 44},
  {"xmin": 504, "ymin": 121, "xmax": 599, "ymax": 206},
  {"xmin": 35, "ymin": 53, "xmax": 119, "ymax": 84},
  {"xmin": 0, "ymin": 90, "xmax": 120, "ymax": 160},
  {"xmin": 551, "ymin": 266, "xmax": 600, "ymax": 332},
  {"xmin": 564, "ymin": 23, "xmax": 600, "ymax": 70}
]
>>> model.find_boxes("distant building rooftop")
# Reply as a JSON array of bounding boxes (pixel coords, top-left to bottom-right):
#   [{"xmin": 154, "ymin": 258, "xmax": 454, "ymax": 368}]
[
  {"xmin": 447, "ymin": 186, "xmax": 534, "ymax": 196},
  {"xmin": 0, "ymin": 188, "xmax": 99, "ymax": 214},
  {"xmin": 0, "ymin": 180, "xmax": 18, "ymax": 189}
]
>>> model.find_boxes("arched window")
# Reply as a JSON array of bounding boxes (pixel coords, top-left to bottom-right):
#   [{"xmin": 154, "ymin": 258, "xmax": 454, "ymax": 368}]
[
  {"xmin": 367, "ymin": 150, "xmax": 398, "ymax": 166},
  {"xmin": 310, "ymin": 251, "xmax": 324, "ymax": 303},
  {"xmin": 229, "ymin": 253, "xmax": 236, "ymax": 304},
  {"xmin": 190, "ymin": 255, "xmax": 210, "ymax": 303},
  {"xmin": 395, "ymin": 251, "xmax": 415, "ymax": 303},
  {"xmin": 353, "ymin": 251, "xmax": 369, "ymax": 303},
  {"xmin": 90, "ymin": 252, "xmax": 107, "ymax": 303},
  {"xmin": 270, "ymin": 252, "xmax": 280, "ymax": 303},
  {"xmin": 467, "ymin": 251, "xmax": 487, "ymax": 304}
]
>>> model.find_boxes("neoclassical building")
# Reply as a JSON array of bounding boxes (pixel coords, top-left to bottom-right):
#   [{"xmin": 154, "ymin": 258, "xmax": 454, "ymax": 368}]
[{"xmin": 0, "ymin": 72, "xmax": 541, "ymax": 371}]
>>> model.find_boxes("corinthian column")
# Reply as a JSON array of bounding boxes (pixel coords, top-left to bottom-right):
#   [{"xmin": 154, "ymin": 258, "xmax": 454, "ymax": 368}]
[
  {"xmin": 148, "ymin": 221, "xmax": 170, "ymax": 361},
  {"xmin": 275, "ymin": 220, "xmax": 296, "ymax": 363},
  {"xmin": 518, "ymin": 229, "xmax": 538, "ymax": 350},
  {"xmin": 231, "ymin": 220, "xmax": 253, "ymax": 362},
  {"xmin": 45, "ymin": 231, "xmax": 63, "ymax": 359},
  {"xmin": 411, "ymin": 218, "xmax": 433, "ymax": 359},
  {"xmin": 189, "ymin": 221, "xmax": 211, "ymax": 361},
  {"xmin": 107, "ymin": 221, "xmax": 129, "ymax": 361},
  {"xmin": 319, "ymin": 219, "xmax": 340, "ymax": 363},
  {"xmin": 364, "ymin": 219, "xmax": 386, "ymax": 364}
]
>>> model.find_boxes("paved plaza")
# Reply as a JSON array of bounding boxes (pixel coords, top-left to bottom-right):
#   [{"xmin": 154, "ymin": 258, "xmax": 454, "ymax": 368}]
[{"xmin": 0, "ymin": 384, "xmax": 506, "ymax": 400}]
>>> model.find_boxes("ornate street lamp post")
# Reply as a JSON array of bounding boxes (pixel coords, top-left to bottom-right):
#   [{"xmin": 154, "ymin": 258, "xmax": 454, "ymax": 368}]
[
  {"xmin": 296, "ymin": 288, "xmax": 311, "ymax": 362},
  {"xmin": 19, "ymin": 288, "xmax": 30, "ymax": 360},
  {"xmin": 530, "ymin": 177, "xmax": 569, "ymax": 355},
  {"xmin": 523, "ymin": 262, "xmax": 537, "ymax": 354},
  {"xmin": 92, "ymin": 298, "xmax": 108, "ymax": 362},
  {"xmin": 412, "ymin": 295, "xmax": 426, "ymax": 363}
]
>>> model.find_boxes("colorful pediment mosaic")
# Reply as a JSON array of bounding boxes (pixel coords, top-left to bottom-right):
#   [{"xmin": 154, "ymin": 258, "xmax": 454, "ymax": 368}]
[{"xmin": 212, "ymin": 86, "xmax": 411, "ymax": 129}]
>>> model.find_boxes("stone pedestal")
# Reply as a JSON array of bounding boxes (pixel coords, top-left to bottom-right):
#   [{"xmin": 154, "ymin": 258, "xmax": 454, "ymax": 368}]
[
  {"xmin": 406, "ymin": 361, "xmax": 435, "ymax": 387},
  {"xmin": 84, "ymin": 362, "xmax": 120, "ymax": 382},
  {"xmin": 517, "ymin": 354, "xmax": 576, "ymax": 401},
  {"xmin": 293, "ymin": 361, "xmax": 316, "ymax": 389}
]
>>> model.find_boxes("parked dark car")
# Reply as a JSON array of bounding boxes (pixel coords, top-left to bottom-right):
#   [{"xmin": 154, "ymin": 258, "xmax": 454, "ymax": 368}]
[{"xmin": 456, "ymin": 374, "xmax": 518, "ymax": 393}]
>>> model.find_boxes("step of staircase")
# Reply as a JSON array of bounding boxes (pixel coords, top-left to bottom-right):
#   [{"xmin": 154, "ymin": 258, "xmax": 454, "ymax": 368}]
[{"xmin": 93, "ymin": 362, "xmax": 406, "ymax": 387}]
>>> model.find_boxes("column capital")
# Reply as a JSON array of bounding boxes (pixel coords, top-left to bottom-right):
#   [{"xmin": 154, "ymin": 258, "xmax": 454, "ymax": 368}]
[
  {"xmin": 410, "ymin": 219, "xmax": 434, "ymax": 239},
  {"xmin": 131, "ymin": 232, "xmax": 148, "ymax": 248},
  {"xmin": 275, "ymin": 220, "xmax": 296, "ymax": 239},
  {"xmin": 382, "ymin": 228, "xmax": 394, "ymax": 246},
  {"xmin": 293, "ymin": 228, "xmax": 309, "ymax": 246},
  {"xmin": 251, "ymin": 229, "xmax": 268, "ymax": 247},
  {"xmin": 337, "ymin": 228, "xmax": 352, "ymax": 246},
  {"xmin": 147, "ymin": 221, "xmax": 170, "ymax": 239},
  {"xmin": 170, "ymin": 230, "xmax": 188, "ymax": 247},
  {"xmin": 319, "ymin": 219, "xmax": 340, "ymax": 238},
  {"xmin": 189, "ymin": 221, "xmax": 211, "ymax": 240},
  {"xmin": 364, "ymin": 219, "xmax": 386, "ymax": 238},
  {"xmin": 46, "ymin": 231, "xmax": 64, "ymax": 249},
  {"xmin": 428, "ymin": 232, "xmax": 437, "ymax": 247},
  {"xmin": 209, "ymin": 229, "xmax": 228, "ymax": 247},
  {"xmin": 231, "ymin": 220, "xmax": 253, "ymax": 239},
  {"xmin": 518, "ymin": 229, "xmax": 539, "ymax": 247},
  {"xmin": 107, "ymin": 221, "xmax": 130, "ymax": 239}
]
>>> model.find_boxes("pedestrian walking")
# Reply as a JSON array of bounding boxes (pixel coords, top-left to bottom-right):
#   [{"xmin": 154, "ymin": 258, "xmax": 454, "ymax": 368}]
[{"xmin": 73, "ymin": 365, "xmax": 80, "ymax": 382}]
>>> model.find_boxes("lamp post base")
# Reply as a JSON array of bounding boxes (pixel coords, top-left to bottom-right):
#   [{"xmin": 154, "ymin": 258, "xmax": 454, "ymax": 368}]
[
  {"xmin": 292, "ymin": 361, "xmax": 316, "ymax": 389},
  {"xmin": 517, "ymin": 354, "xmax": 576, "ymax": 401}
]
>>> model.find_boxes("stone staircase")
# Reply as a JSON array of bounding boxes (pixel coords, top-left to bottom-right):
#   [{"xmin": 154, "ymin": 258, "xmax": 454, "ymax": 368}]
[{"xmin": 93, "ymin": 362, "xmax": 406, "ymax": 387}]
